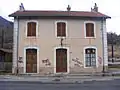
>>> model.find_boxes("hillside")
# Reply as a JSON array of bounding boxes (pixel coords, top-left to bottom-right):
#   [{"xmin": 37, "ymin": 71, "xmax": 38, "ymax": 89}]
[{"xmin": 0, "ymin": 16, "xmax": 13, "ymax": 49}]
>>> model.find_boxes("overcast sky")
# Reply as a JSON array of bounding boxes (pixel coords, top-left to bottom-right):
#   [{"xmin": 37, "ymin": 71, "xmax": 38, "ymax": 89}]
[{"xmin": 0, "ymin": 0, "xmax": 120, "ymax": 34}]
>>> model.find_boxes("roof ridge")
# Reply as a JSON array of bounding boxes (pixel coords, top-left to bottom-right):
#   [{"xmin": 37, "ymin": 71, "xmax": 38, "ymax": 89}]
[{"xmin": 18, "ymin": 10, "xmax": 92, "ymax": 12}]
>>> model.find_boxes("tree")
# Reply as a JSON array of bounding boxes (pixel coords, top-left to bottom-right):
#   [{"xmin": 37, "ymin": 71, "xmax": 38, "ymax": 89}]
[{"xmin": 107, "ymin": 32, "xmax": 120, "ymax": 45}]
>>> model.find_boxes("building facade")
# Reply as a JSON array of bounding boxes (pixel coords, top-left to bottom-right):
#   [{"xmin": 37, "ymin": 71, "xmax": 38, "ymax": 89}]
[{"xmin": 9, "ymin": 4, "xmax": 110, "ymax": 75}]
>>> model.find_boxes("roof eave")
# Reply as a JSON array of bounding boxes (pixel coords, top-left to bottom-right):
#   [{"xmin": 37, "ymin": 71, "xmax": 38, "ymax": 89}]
[
  {"xmin": 8, "ymin": 15, "xmax": 111, "ymax": 19},
  {"xmin": 104, "ymin": 16, "xmax": 111, "ymax": 19}
]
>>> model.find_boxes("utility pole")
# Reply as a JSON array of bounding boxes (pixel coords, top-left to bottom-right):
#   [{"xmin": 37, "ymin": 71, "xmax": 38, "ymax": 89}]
[{"xmin": 111, "ymin": 33, "xmax": 114, "ymax": 63}]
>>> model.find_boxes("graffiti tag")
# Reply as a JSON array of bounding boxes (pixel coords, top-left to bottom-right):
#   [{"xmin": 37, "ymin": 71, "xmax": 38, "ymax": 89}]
[
  {"xmin": 72, "ymin": 58, "xmax": 83, "ymax": 67},
  {"xmin": 42, "ymin": 59, "xmax": 51, "ymax": 66},
  {"xmin": 98, "ymin": 56, "xmax": 102, "ymax": 64}
]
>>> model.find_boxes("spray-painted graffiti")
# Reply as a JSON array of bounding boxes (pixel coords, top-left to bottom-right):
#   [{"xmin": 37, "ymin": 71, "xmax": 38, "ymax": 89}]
[
  {"xmin": 74, "ymin": 63, "xmax": 81, "ymax": 67},
  {"xmin": 18, "ymin": 57, "xmax": 23, "ymax": 63},
  {"xmin": 72, "ymin": 58, "xmax": 83, "ymax": 67},
  {"xmin": 98, "ymin": 56, "xmax": 102, "ymax": 64},
  {"xmin": 42, "ymin": 59, "xmax": 51, "ymax": 66}
]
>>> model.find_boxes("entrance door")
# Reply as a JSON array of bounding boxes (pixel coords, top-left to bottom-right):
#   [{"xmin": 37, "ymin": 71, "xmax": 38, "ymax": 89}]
[
  {"xmin": 26, "ymin": 49, "xmax": 37, "ymax": 73},
  {"xmin": 56, "ymin": 48, "xmax": 67, "ymax": 73}
]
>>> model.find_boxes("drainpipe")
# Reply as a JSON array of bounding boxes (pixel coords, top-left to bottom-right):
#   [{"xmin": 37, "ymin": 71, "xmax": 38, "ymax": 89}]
[
  {"xmin": 101, "ymin": 17, "xmax": 105, "ymax": 74},
  {"xmin": 16, "ymin": 16, "xmax": 19, "ymax": 75}
]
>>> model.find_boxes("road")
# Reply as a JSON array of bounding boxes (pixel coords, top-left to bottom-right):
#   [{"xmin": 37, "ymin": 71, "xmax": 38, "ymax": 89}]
[{"xmin": 1, "ymin": 79, "xmax": 120, "ymax": 90}]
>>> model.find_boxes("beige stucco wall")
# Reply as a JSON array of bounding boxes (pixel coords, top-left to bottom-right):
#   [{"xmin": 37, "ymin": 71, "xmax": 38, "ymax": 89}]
[{"xmin": 17, "ymin": 19, "xmax": 104, "ymax": 74}]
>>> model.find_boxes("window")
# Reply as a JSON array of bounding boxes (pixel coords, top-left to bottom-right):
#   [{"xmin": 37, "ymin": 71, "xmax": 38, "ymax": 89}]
[
  {"xmin": 85, "ymin": 48, "xmax": 96, "ymax": 67},
  {"xmin": 85, "ymin": 22, "xmax": 95, "ymax": 37},
  {"xmin": 27, "ymin": 22, "xmax": 36, "ymax": 36},
  {"xmin": 57, "ymin": 22, "xmax": 66, "ymax": 37}
]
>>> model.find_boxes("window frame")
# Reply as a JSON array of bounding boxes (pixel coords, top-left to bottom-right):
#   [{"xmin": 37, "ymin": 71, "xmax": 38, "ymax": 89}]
[
  {"xmin": 55, "ymin": 20, "xmax": 67, "ymax": 38},
  {"xmin": 84, "ymin": 21, "xmax": 96, "ymax": 38},
  {"xmin": 26, "ymin": 20, "xmax": 38, "ymax": 38},
  {"xmin": 84, "ymin": 46, "xmax": 98, "ymax": 68}
]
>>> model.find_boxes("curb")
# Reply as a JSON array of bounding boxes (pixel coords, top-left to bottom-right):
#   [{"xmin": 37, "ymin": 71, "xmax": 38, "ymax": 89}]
[
  {"xmin": 1, "ymin": 80, "xmax": 83, "ymax": 84},
  {"xmin": 1, "ymin": 80, "xmax": 114, "ymax": 84},
  {"xmin": 1, "ymin": 78, "xmax": 116, "ymax": 84}
]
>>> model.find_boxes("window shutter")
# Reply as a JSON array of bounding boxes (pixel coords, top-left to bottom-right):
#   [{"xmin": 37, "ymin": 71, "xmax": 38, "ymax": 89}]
[
  {"xmin": 57, "ymin": 23, "xmax": 61, "ymax": 36},
  {"xmin": 27, "ymin": 22, "xmax": 36, "ymax": 37},
  {"xmin": 61, "ymin": 23, "xmax": 66, "ymax": 36},
  {"xmin": 91, "ymin": 24, "xmax": 94, "ymax": 37},
  {"xmin": 86, "ymin": 24, "xmax": 90, "ymax": 37},
  {"xmin": 27, "ymin": 23, "xmax": 32, "ymax": 36},
  {"xmin": 57, "ymin": 22, "xmax": 66, "ymax": 37},
  {"xmin": 31, "ymin": 22, "xmax": 36, "ymax": 36},
  {"xmin": 86, "ymin": 23, "xmax": 94, "ymax": 37}
]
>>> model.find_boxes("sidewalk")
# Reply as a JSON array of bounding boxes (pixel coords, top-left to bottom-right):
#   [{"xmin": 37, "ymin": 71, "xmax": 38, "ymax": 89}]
[{"xmin": 1, "ymin": 74, "xmax": 120, "ymax": 84}]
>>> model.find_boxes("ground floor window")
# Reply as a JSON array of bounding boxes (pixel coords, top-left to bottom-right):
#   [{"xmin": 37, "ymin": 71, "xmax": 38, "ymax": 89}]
[{"xmin": 85, "ymin": 48, "xmax": 96, "ymax": 67}]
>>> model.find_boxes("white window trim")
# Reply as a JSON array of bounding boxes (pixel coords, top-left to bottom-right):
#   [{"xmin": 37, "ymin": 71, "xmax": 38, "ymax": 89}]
[
  {"xmin": 26, "ymin": 20, "xmax": 38, "ymax": 38},
  {"xmin": 84, "ymin": 21, "xmax": 96, "ymax": 38},
  {"xmin": 83, "ymin": 46, "xmax": 98, "ymax": 68},
  {"xmin": 55, "ymin": 20, "xmax": 68, "ymax": 38},
  {"xmin": 54, "ymin": 47, "xmax": 69, "ymax": 74},
  {"xmin": 24, "ymin": 46, "xmax": 39, "ymax": 74}
]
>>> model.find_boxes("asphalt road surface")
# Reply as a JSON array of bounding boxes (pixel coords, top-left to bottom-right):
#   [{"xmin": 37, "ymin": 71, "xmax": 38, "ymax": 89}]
[{"xmin": 1, "ymin": 79, "xmax": 120, "ymax": 90}]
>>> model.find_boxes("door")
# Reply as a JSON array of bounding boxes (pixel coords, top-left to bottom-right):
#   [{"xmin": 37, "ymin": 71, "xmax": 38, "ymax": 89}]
[
  {"xmin": 56, "ymin": 48, "xmax": 67, "ymax": 73},
  {"xmin": 26, "ymin": 49, "xmax": 37, "ymax": 73}
]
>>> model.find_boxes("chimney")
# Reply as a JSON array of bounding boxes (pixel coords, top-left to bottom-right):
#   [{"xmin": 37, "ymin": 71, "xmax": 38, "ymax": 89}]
[
  {"xmin": 91, "ymin": 3, "xmax": 98, "ymax": 12},
  {"xmin": 67, "ymin": 5, "xmax": 71, "ymax": 11},
  {"xmin": 94, "ymin": 3, "xmax": 98, "ymax": 12},
  {"xmin": 19, "ymin": 3, "xmax": 25, "ymax": 11}
]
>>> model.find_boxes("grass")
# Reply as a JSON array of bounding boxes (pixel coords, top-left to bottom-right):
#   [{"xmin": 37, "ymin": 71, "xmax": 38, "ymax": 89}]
[
  {"xmin": 0, "ymin": 71, "xmax": 12, "ymax": 75},
  {"xmin": 108, "ymin": 66, "xmax": 120, "ymax": 69}
]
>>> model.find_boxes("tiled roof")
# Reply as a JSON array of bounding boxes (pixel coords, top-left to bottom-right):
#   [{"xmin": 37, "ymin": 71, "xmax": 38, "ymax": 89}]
[{"xmin": 9, "ymin": 10, "xmax": 111, "ymax": 18}]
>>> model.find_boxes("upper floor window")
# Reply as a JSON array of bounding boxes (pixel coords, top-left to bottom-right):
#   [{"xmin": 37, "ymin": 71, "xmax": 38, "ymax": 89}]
[
  {"xmin": 56, "ymin": 22, "xmax": 67, "ymax": 37},
  {"xmin": 27, "ymin": 22, "xmax": 36, "ymax": 37},
  {"xmin": 85, "ymin": 48, "xmax": 96, "ymax": 67},
  {"xmin": 85, "ymin": 22, "xmax": 95, "ymax": 38}
]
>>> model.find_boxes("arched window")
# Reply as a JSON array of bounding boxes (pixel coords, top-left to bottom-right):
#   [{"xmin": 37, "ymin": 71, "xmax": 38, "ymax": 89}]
[
  {"xmin": 85, "ymin": 48, "xmax": 96, "ymax": 67},
  {"xmin": 27, "ymin": 22, "xmax": 36, "ymax": 36},
  {"xmin": 85, "ymin": 22, "xmax": 95, "ymax": 37},
  {"xmin": 57, "ymin": 22, "xmax": 66, "ymax": 37}
]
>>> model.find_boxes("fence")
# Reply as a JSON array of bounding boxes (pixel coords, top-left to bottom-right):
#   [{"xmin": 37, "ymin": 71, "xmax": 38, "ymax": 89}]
[
  {"xmin": 108, "ymin": 58, "xmax": 120, "ymax": 62},
  {"xmin": 0, "ymin": 62, "xmax": 12, "ymax": 72}
]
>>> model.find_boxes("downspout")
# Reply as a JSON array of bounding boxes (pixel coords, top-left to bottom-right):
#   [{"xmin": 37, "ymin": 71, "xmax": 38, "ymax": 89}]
[
  {"xmin": 16, "ymin": 16, "xmax": 19, "ymax": 74},
  {"xmin": 101, "ymin": 17, "xmax": 105, "ymax": 74}
]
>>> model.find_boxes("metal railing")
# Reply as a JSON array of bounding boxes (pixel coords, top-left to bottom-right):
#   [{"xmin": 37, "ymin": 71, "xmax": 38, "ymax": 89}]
[{"xmin": 108, "ymin": 58, "xmax": 120, "ymax": 62}]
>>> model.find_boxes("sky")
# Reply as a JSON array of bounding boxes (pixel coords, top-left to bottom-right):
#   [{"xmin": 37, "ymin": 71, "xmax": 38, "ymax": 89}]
[{"xmin": 0, "ymin": 0, "xmax": 120, "ymax": 34}]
